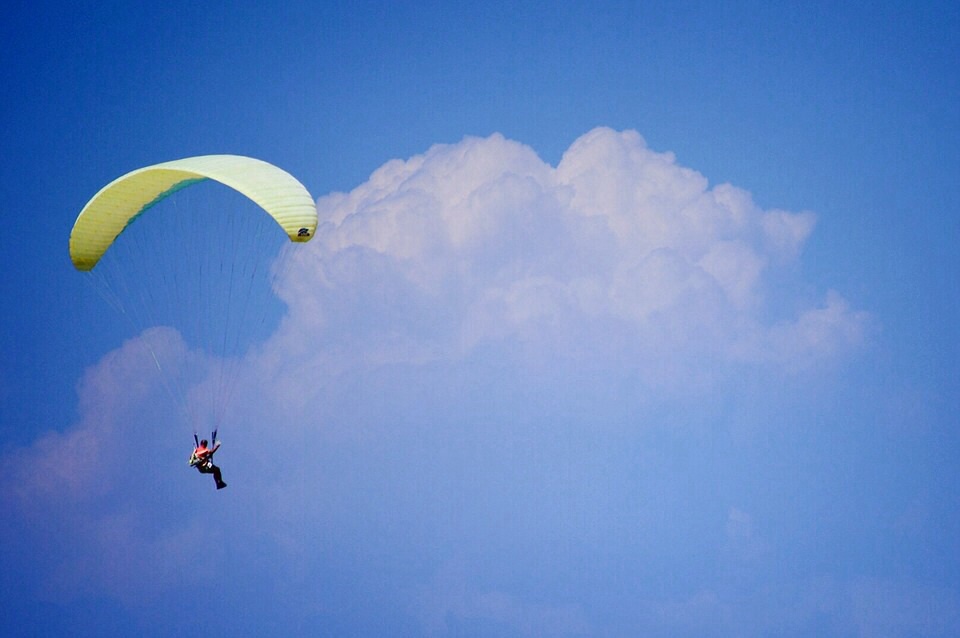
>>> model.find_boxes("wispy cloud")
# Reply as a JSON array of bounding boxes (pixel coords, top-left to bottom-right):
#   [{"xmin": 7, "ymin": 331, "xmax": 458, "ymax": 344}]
[{"xmin": 413, "ymin": 559, "xmax": 591, "ymax": 636}]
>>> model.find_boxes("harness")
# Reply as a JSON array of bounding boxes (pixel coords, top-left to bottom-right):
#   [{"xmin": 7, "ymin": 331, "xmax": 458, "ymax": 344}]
[
  {"xmin": 189, "ymin": 451, "xmax": 213, "ymax": 470},
  {"xmin": 189, "ymin": 430, "xmax": 219, "ymax": 470}
]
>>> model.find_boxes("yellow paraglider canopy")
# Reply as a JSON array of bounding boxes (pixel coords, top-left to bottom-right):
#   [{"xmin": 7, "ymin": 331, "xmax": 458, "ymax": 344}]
[{"xmin": 69, "ymin": 155, "xmax": 317, "ymax": 271}]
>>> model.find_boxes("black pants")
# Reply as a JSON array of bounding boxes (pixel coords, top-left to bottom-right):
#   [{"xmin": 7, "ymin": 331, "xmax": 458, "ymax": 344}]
[{"xmin": 198, "ymin": 463, "xmax": 224, "ymax": 486}]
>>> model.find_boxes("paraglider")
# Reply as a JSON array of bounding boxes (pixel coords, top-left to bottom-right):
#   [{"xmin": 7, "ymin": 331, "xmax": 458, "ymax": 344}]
[
  {"xmin": 70, "ymin": 155, "xmax": 318, "ymax": 489},
  {"xmin": 70, "ymin": 154, "xmax": 317, "ymax": 271},
  {"xmin": 189, "ymin": 431, "xmax": 226, "ymax": 490}
]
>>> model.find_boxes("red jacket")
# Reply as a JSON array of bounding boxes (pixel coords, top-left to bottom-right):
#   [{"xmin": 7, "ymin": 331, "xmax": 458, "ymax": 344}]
[{"xmin": 191, "ymin": 442, "xmax": 218, "ymax": 467}]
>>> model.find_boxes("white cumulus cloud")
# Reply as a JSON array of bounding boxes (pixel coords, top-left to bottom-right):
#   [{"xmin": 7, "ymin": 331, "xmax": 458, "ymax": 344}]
[
  {"xmin": 273, "ymin": 127, "xmax": 866, "ymax": 393},
  {"xmin": 2, "ymin": 128, "xmax": 873, "ymax": 631}
]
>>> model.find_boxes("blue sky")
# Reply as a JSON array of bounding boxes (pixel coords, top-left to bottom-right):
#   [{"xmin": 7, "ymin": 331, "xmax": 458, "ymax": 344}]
[{"xmin": 2, "ymin": 1, "xmax": 959, "ymax": 636}]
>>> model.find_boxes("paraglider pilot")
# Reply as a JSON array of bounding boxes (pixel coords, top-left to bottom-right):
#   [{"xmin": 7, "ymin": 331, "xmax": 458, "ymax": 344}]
[{"xmin": 190, "ymin": 435, "xmax": 227, "ymax": 490}]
